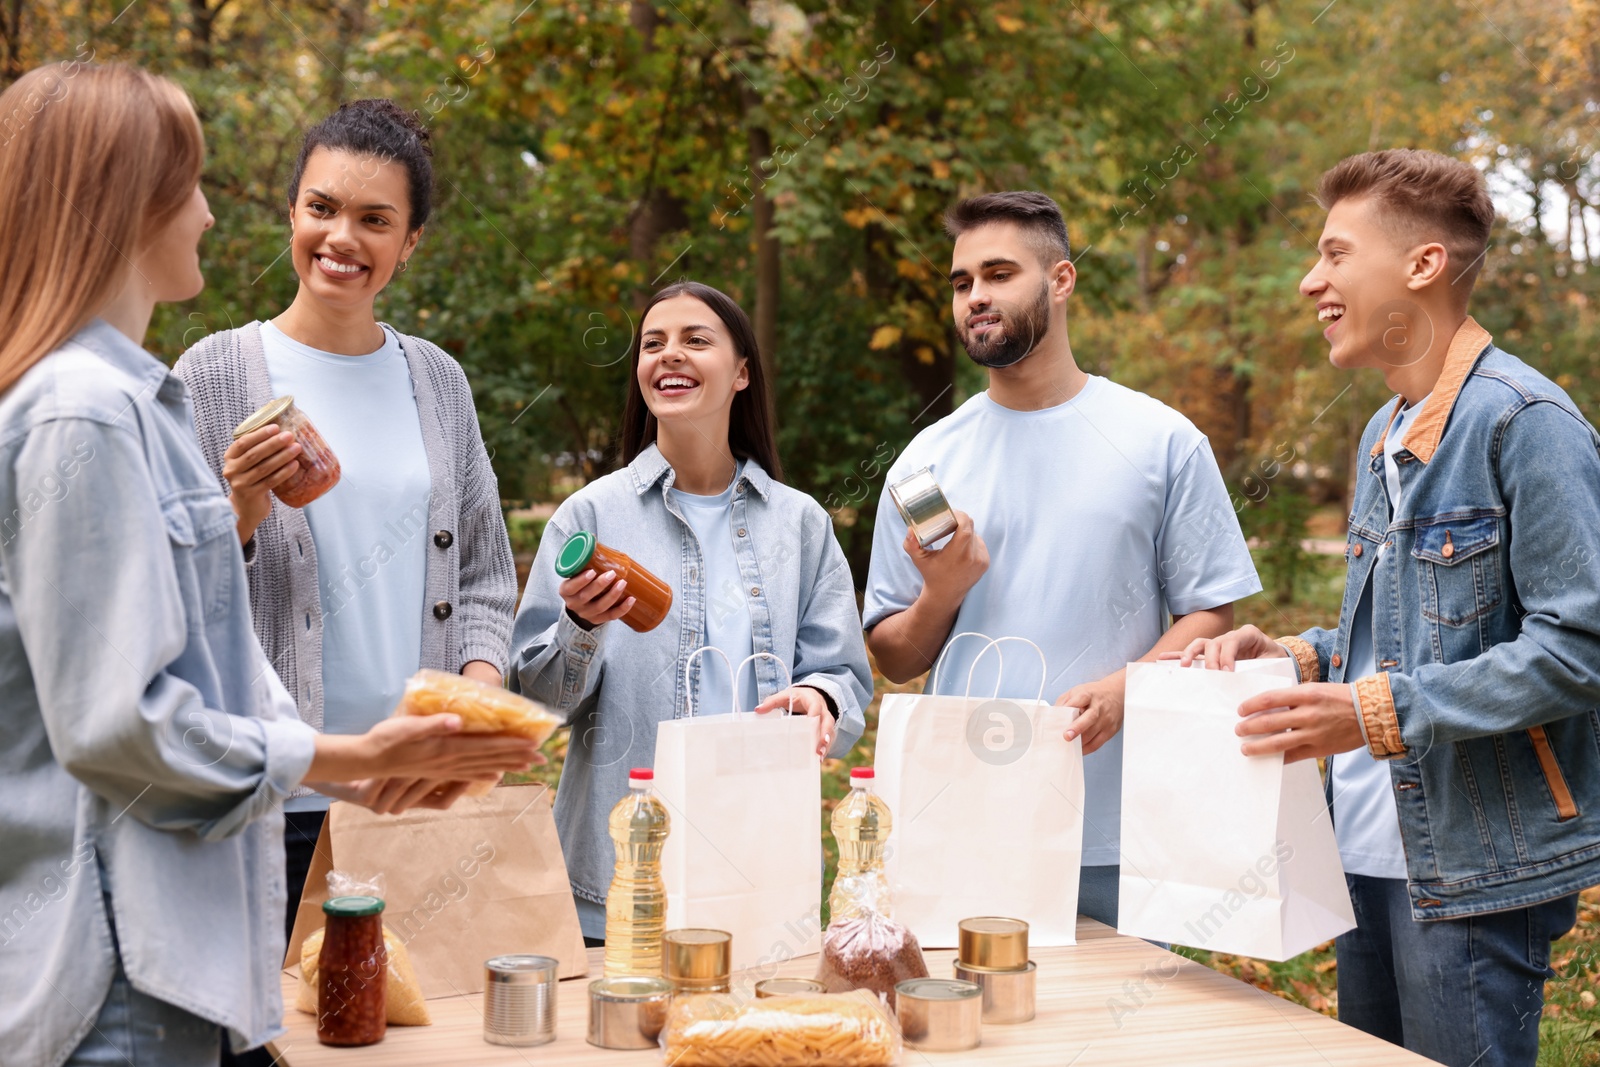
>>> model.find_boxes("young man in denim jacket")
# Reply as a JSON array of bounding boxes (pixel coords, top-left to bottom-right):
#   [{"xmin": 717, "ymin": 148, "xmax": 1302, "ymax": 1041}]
[{"xmin": 1180, "ymin": 149, "xmax": 1600, "ymax": 1067}]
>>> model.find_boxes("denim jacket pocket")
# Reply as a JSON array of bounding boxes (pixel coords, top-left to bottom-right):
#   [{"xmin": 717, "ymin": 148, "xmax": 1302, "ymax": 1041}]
[
  {"xmin": 1412, "ymin": 514, "xmax": 1503, "ymax": 626},
  {"xmin": 162, "ymin": 493, "xmax": 237, "ymax": 627}
]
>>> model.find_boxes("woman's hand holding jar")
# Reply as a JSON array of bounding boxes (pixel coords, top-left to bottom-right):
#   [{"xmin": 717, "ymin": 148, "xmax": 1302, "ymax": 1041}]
[{"xmin": 223, "ymin": 422, "xmax": 302, "ymax": 544}]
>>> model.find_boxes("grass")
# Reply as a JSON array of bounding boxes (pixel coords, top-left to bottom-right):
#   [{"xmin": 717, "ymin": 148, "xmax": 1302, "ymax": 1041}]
[{"xmin": 509, "ymin": 533, "xmax": 1600, "ymax": 1065}]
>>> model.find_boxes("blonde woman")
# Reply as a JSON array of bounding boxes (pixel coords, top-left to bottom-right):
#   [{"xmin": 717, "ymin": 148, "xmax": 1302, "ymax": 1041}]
[{"xmin": 0, "ymin": 64, "xmax": 539, "ymax": 1067}]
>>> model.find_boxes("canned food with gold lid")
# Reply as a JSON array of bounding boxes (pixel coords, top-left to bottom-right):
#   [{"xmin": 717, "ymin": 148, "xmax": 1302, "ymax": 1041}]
[{"xmin": 958, "ymin": 916, "xmax": 1030, "ymax": 970}]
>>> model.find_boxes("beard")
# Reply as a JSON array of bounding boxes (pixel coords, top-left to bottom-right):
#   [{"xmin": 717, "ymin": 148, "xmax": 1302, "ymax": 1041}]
[{"xmin": 959, "ymin": 281, "xmax": 1051, "ymax": 369}]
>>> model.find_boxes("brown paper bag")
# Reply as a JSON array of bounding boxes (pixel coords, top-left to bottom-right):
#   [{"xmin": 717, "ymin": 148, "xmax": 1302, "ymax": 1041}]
[{"xmin": 286, "ymin": 783, "xmax": 587, "ymax": 998}]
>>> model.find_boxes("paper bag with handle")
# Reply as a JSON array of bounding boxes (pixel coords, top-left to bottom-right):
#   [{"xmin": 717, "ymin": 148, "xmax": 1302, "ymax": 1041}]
[
  {"xmin": 1117, "ymin": 657, "xmax": 1356, "ymax": 960},
  {"xmin": 655, "ymin": 649, "xmax": 824, "ymax": 972},
  {"xmin": 286, "ymin": 782, "xmax": 587, "ymax": 997},
  {"xmin": 874, "ymin": 633, "xmax": 1085, "ymax": 948}
]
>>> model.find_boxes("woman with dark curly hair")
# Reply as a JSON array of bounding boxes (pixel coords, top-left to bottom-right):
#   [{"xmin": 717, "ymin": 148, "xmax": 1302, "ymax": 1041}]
[{"xmin": 175, "ymin": 100, "xmax": 521, "ymax": 938}]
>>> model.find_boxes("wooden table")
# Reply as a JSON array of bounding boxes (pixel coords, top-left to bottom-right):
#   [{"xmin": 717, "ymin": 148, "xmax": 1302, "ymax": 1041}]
[{"xmin": 268, "ymin": 918, "xmax": 1435, "ymax": 1065}]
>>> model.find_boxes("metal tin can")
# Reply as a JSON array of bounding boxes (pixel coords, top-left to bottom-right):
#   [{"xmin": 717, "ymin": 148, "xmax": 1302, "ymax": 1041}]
[
  {"xmin": 754, "ymin": 977, "xmax": 827, "ymax": 999},
  {"xmin": 895, "ymin": 977, "xmax": 982, "ymax": 1052},
  {"xmin": 587, "ymin": 976, "xmax": 674, "ymax": 1050},
  {"xmin": 887, "ymin": 467, "xmax": 957, "ymax": 548},
  {"xmin": 958, "ymin": 916, "xmax": 1030, "ymax": 970},
  {"xmin": 954, "ymin": 960, "xmax": 1037, "ymax": 1024},
  {"xmin": 664, "ymin": 929, "xmax": 731, "ymax": 993},
  {"xmin": 482, "ymin": 955, "xmax": 557, "ymax": 1047}
]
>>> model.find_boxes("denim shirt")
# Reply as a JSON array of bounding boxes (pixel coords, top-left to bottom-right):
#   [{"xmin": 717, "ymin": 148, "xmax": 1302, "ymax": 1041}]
[
  {"xmin": 0, "ymin": 321, "xmax": 317, "ymax": 1066},
  {"xmin": 510, "ymin": 445, "xmax": 871, "ymax": 903},
  {"xmin": 1281, "ymin": 318, "xmax": 1600, "ymax": 919}
]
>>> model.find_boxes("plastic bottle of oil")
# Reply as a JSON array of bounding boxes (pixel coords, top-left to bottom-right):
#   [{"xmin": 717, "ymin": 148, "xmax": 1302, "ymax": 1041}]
[
  {"xmin": 828, "ymin": 766, "xmax": 893, "ymax": 922},
  {"xmin": 604, "ymin": 768, "xmax": 671, "ymax": 977}
]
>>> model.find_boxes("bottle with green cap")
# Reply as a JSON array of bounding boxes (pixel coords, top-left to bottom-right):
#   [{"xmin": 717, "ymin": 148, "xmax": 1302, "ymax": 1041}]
[{"xmin": 553, "ymin": 532, "xmax": 673, "ymax": 632}]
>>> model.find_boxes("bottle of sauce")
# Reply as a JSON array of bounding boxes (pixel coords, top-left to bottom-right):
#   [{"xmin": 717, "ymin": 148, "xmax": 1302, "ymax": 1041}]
[
  {"xmin": 603, "ymin": 769, "xmax": 671, "ymax": 977},
  {"xmin": 316, "ymin": 895, "xmax": 387, "ymax": 1047},
  {"xmin": 554, "ymin": 532, "xmax": 673, "ymax": 632},
  {"xmin": 232, "ymin": 395, "xmax": 342, "ymax": 509}
]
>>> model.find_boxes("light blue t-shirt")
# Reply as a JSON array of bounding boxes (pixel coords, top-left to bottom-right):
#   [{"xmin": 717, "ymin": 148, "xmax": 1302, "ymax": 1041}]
[
  {"xmin": 262, "ymin": 321, "xmax": 431, "ymax": 812},
  {"xmin": 671, "ymin": 477, "xmax": 758, "ymax": 716},
  {"xmin": 863, "ymin": 378, "xmax": 1262, "ymax": 865},
  {"xmin": 1330, "ymin": 396, "xmax": 1428, "ymax": 880}
]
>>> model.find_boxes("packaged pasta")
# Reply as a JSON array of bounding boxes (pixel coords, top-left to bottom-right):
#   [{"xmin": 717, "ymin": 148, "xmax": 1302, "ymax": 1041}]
[
  {"xmin": 297, "ymin": 924, "xmax": 431, "ymax": 1027},
  {"xmin": 815, "ymin": 910, "xmax": 928, "ymax": 1012},
  {"xmin": 396, "ymin": 669, "xmax": 561, "ymax": 794},
  {"xmin": 660, "ymin": 990, "xmax": 900, "ymax": 1066}
]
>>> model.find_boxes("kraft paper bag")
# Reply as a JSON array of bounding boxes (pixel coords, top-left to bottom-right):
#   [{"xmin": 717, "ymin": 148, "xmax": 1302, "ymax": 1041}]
[
  {"xmin": 286, "ymin": 782, "xmax": 587, "ymax": 998},
  {"xmin": 1118, "ymin": 658, "xmax": 1356, "ymax": 961},
  {"xmin": 656, "ymin": 651, "xmax": 824, "ymax": 972},
  {"xmin": 874, "ymin": 634, "xmax": 1085, "ymax": 949}
]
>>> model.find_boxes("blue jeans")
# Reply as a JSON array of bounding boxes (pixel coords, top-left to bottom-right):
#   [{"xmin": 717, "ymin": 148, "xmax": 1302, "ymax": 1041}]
[
  {"xmin": 1077, "ymin": 863, "xmax": 1119, "ymax": 927},
  {"xmin": 66, "ymin": 959, "xmax": 220, "ymax": 1067},
  {"xmin": 1337, "ymin": 874, "xmax": 1578, "ymax": 1067}
]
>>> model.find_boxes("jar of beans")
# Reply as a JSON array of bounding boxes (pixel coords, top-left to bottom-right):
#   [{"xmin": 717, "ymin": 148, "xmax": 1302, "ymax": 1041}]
[
  {"xmin": 316, "ymin": 895, "xmax": 387, "ymax": 1046},
  {"xmin": 233, "ymin": 395, "xmax": 342, "ymax": 509}
]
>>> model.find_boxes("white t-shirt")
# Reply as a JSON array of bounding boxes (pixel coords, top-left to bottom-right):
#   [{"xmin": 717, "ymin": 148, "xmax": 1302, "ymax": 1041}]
[
  {"xmin": 1329, "ymin": 396, "xmax": 1428, "ymax": 879},
  {"xmin": 671, "ymin": 477, "xmax": 758, "ymax": 716},
  {"xmin": 262, "ymin": 321, "xmax": 431, "ymax": 812},
  {"xmin": 863, "ymin": 378, "xmax": 1262, "ymax": 865}
]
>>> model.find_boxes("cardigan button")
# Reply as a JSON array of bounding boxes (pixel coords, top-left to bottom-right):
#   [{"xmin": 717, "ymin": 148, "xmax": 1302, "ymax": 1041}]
[
  {"xmin": 434, "ymin": 530, "xmax": 454, "ymax": 549},
  {"xmin": 1331, "ymin": 653, "xmax": 1343, "ymax": 668},
  {"xmin": 433, "ymin": 600, "xmax": 453, "ymax": 620}
]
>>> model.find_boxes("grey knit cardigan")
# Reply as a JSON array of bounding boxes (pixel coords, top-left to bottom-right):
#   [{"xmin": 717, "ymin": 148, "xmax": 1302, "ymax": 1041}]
[{"xmin": 173, "ymin": 321, "xmax": 517, "ymax": 735}]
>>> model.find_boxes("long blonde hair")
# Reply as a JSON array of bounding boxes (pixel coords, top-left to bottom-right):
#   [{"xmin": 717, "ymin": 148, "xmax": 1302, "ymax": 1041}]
[{"xmin": 0, "ymin": 63, "xmax": 203, "ymax": 395}]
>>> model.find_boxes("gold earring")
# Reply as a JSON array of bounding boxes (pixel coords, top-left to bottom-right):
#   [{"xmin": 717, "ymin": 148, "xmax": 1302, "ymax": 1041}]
[{"xmin": 399, "ymin": 259, "xmax": 409, "ymax": 273}]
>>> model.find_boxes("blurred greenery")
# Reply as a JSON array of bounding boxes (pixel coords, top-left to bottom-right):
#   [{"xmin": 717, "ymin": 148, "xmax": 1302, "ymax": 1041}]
[{"xmin": 10, "ymin": 0, "xmax": 1598, "ymax": 581}]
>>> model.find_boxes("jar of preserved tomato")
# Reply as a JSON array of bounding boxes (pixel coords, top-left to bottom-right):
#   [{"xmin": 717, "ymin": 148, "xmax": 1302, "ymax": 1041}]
[
  {"xmin": 316, "ymin": 895, "xmax": 387, "ymax": 1047},
  {"xmin": 554, "ymin": 532, "xmax": 673, "ymax": 632},
  {"xmin": 232, "ymin": 395, "xmax": 342, "ymax": 509}
]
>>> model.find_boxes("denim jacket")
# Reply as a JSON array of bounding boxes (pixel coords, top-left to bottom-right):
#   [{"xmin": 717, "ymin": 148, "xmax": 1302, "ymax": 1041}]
[
  {"xmin": 1281, "ymin": 318, "xmax": 1600, "ymax": 919},
  {"xmin": 510, "ymin": 445, "xmax": 871, "ymax": 904},
  {"xmin": 0, "ymin": 321, "xmax": 316, "ymax": 1066}
]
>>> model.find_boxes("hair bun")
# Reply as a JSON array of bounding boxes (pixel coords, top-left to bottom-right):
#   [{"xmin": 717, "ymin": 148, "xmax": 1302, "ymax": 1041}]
[{"xmin": 338, "ymin": 98, "xmax": 433, "ymax": 158}]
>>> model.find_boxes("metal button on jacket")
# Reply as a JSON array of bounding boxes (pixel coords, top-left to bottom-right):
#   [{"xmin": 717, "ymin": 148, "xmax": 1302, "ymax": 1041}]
[
  {"xmin": 433, "ymin": 600, "xmax": 453, "ymax": 620},
  {"xmin": 1331, "ymin": 653, "xmax": 1343, "ymax": 668}
]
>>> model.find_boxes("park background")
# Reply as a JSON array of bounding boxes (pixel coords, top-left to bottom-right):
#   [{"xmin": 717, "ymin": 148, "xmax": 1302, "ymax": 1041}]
[{"xmin": 8, "ymin": 0, "xmax": 1599, "ymax": 1060}]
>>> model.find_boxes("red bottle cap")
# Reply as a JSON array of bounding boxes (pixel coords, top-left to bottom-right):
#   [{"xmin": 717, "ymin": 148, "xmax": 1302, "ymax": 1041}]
[
  {"xmin": 850, "ymin": 767, "xmax": 874, "ymax": 780},
  {"xmin": 630, "ymin": 768, "xmax": 654, "ymax": 781}
]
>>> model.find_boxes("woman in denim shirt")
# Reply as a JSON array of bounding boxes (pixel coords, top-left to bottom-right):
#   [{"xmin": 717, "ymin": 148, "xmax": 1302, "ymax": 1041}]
[
  {"xmin": 0, "ymin": 65, "xmax": 539, "ymax": 1067},
  {"xmin": 511, "ymin": 281, "xmax": 872, "ymax": 943}
]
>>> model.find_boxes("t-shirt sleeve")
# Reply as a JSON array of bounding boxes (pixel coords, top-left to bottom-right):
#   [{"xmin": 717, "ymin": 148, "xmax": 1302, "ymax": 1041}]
[
  {"xmin": 1155, "ymin": 438, "xmax": 1263, "ymax": 615},
  {"xmin": 861, "ymin": 472, "xmax": 925, "ymax": 632}
]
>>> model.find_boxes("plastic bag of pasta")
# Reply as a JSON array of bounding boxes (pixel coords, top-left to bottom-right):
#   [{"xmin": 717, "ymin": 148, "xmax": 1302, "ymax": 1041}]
[
  {"xmin": 395, "ymin": 669, "xmax": 561, "ymax": 795},
  {"xmin": 295, "ymin": 924, "xmax": 431, "ymax": 1025},
  {"xmin": 814, "ymin": 909, "xmax": 928, "ymax": 1012},
  {"xmin": 660, "ymin": 990, "xmax": 900, "ymax": 1066}
]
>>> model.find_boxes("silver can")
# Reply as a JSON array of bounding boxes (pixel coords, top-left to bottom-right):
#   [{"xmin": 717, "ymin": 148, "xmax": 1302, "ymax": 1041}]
[
  {"xmin": 954, "ymin": 960, "xmax": 1037, "ymax": 1024},
  {"xmin": 587, "ymin": 976, "xmax": 674, "ymax": 1050},
  {"xmin": 895, "ymin": 977, "xmax": 982, "ymax": 1052},
  {"xmin": 483, "ymin": 954, "xmax": 557, "ymax": 1047},
  {"xmin": 888, "ymin": 467, "xmax": 958, "ymax": 548}
]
